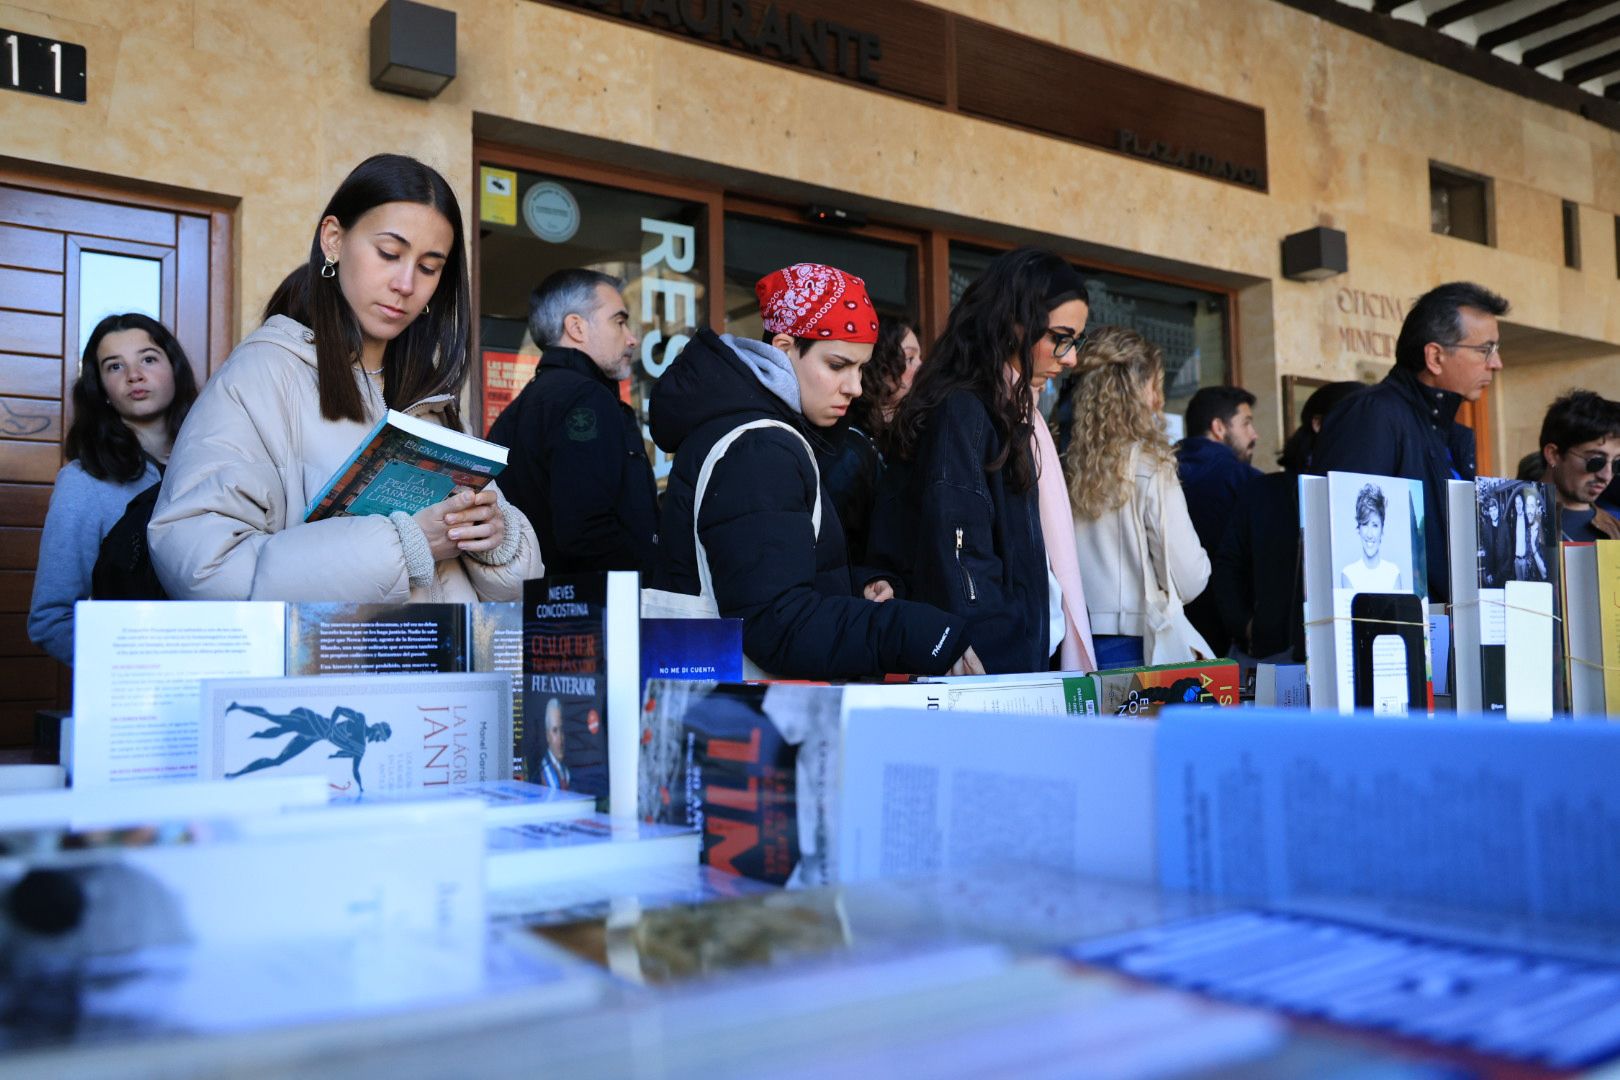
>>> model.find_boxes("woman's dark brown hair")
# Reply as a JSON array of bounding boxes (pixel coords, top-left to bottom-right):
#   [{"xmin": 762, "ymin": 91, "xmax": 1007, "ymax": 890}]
[
  {"xmin": 66, "ymin": 312, "xmax": 199, "ymax": 483},
  {"xmin": 264, "ymin": 154, "xmax": 471, "ymax": 430}
]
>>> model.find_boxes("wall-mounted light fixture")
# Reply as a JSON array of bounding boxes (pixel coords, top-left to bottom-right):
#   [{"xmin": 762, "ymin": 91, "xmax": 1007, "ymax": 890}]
[
  {"xmin": 370, "ymin": 0, "xmax": 456, "ymax": 99},
  {"xmin": 1281, "ymin": 226, "xmax": 1348, "ymax": 281}
]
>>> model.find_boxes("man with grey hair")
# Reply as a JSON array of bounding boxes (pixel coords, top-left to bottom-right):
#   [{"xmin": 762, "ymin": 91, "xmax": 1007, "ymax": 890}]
[{"xmin": 488, "ymin": 268, "xmax": 659, "ymax": 574}]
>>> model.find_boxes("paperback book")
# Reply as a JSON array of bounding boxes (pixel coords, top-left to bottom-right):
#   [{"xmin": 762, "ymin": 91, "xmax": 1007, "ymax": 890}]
[
  {"xmin": 196, "ymin": 672, "xmax": 511, "ymax": 796},
  {"xmin": 639, "ymin": 616, "xmax": 744, "ymax": 688},
  {"xmin": 1473, "ymin": 477, "xmax": 1561, "ymax": 718},
  {"xmin": 1064, "ymin": 660, "xmax": 1240, "ymax": 717},
  {"xmin": 304, "ymin": 408, "xmax": 508, "ymax": 522},
  {"xmin": 1301, "ymin": 472, "xmax": 1431, "ymax": 714},
  {"xmin": 484, "ymin": 812, "xmax": 699, "ymax": 892},
  {"xmin": 521, "ymin": 572, "xmax": 639, "ymax": 815}
]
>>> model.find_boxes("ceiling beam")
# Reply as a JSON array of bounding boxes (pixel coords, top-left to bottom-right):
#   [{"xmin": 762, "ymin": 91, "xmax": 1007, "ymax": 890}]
[
  {"xmin": 1476, "ymin": 0, "xmax": 1610, "ymax": 52},
  {"xmin": 1606, "ymin": 79, "xmax": 1620, "ymax": 99},
  {"xmin": 1522, "ymin": 13, "xmax": 1620, "ymax": 68},
  {"xmin": 1428, "ymin": 0, "xmax": 1517, "ymax": 32},
  {"xmin": 1565, "ymin": 47, "xmax": 1620, "ymax": 82},
  {"xmin": 1371, "ymin": 0, "xmax": 1408, "ymax": 12}
]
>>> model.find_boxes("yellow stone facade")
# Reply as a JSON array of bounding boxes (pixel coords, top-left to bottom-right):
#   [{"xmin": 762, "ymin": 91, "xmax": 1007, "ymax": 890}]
[{"xmin": 3, "ymin": 0, "xmax": 1617, "ymax": 466}]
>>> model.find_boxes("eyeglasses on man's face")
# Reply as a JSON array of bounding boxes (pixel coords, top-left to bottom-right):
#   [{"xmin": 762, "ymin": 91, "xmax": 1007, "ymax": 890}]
[
  {"xmin": 1563, "ymin": 450, "xmax": 1615, "ymax": 475},
  {"xmin": 1443, "ymin": 340, "xmax": 1501, "ymax": 362}
]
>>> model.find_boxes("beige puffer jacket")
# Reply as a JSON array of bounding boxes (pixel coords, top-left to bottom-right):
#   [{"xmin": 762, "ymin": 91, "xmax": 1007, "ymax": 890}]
[{"xmin": 149, "ymin": 315, "xmax": 543, "ymax": 602}]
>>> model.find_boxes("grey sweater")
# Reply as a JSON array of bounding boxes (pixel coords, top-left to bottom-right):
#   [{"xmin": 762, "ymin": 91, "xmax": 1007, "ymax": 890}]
[{"xmin": 28, "ymin": 459, "xmax": 160, "ymax": 665}]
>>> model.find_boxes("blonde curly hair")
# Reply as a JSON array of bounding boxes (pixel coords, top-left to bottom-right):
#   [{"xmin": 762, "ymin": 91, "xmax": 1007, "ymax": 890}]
[{"xmin": 1064, "ymin": 326, "xmax": 1174, "ymax": 520}]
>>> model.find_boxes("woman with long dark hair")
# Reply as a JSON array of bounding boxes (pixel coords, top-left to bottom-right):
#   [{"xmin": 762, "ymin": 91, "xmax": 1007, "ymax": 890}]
[
  {"xmin": 149, "ymin": 154, "xmax": 541, "ymax": 601},
  {"xmin": 873, "ymin": 247, "xmax": 1096, "ymax": 674},
  {"xmin": 28, "ymin": 313, "xmax": 199, "ymax": 663},
  {"xmin": 824, "ymin": 314, "xmax": 921, "ymax": 571}
]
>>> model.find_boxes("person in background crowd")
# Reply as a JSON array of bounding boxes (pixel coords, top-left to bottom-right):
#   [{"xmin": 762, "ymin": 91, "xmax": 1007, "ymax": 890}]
[
  {"xmin": 1067, "ymin": 327, "xmax": 1209, "ymax": 670},
  {"xmin": 1174, "ymin": 385, "xmax": 1261, "ymax": 654},
  {"xmin": 1517, "ymin": 450, "xmax": 1547, "ymax": 482},
  {"xmin": 1537, "ymin": 389, "xmax": 1620, "ymax": 541},
  {"xmin": 487, "ymin": 268, "xmax": 658, "ymax": 575},
  {"xmin": 875, "ymin": 247, "xmax": 1095, "ymax": 675},
  {"xmin": 1313, "ymin": 281, "xmax": 1508, "ymax": 602},
  {"xmin": 647, "ymin": 263, "xmax": 979, "ymax": 679},
  {"xmin": 1210, "ymin": 380, "xmax": 1362, "ymax": 665},
  {"xmin": 27, "ymin": 314, "xmax": 199, "ymax": 664},
  {"xmin": 149, "ymin": 154, "xmax": 541, "ymax": 602},
  {"xmin": 823, "ymin": 314, "xmax": 922, "ymax": 568}
]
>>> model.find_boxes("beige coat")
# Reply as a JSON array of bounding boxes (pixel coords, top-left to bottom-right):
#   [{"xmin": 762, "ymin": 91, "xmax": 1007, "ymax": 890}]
[
  {"xmin": 1072, "ymin": 446, "xmax": 1210, "ymax": 638},
  {"xmin": 149, "ymin": 316, "xmax": 542, "ymax": 602}
]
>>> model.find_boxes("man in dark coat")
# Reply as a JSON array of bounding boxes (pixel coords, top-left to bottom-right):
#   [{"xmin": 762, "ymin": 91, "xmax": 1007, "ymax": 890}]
[
  {"xmin": 487, "ymin": 269, "xmax": 659, "ymax": 575},
  {"xmin": 1312, "ymin": 281, "xmax": 1508, "ymax": 603},
  {"xmin": 1175, "ymin": 385, "xmax": 1261, "ymax": 655}
]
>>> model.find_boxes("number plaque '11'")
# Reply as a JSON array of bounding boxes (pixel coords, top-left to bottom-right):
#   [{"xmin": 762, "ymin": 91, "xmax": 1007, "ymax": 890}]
[{"xmin": 3, "ymin": 28, "xmax": 87, "ymax": 103}]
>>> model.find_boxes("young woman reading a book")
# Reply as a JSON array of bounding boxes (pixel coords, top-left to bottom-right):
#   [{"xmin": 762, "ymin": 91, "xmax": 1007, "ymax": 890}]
[
  {"xmin": 149, "ymin": 155, "xmax": 541, "ymax": 602},
  {"xmin": 646, "ymin": 263, "xmax": 979, "ymax": 679},
  {"xmin": 1065, "ymin": 327, "xmax": 1210, "ymax": 670},
  {"xmin": 29, "ymin": 313, "xmax": 199, "ymax": 663},
  {"xmin": 871, "ymin": 248, "xmax": 1095, "ymax": 675}
]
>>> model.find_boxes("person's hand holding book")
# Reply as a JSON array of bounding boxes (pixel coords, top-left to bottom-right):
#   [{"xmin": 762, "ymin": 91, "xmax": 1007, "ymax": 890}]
[{"xmin": 415, "ymin": 488, "xmax": 506, "ymax": 560}]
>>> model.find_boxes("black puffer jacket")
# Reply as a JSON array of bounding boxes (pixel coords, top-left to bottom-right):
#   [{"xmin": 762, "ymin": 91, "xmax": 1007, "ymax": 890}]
[
  {"xmin": 1312, "ymin": 365, "xmax": 1474, "ymax": 602},
  {"xmin": 648, "ymin": 330, "xmax": 966, "ymax": 679},
  {"xmin": 868, "ymin": 389, "xmax": 1049, "ymax": 675}
]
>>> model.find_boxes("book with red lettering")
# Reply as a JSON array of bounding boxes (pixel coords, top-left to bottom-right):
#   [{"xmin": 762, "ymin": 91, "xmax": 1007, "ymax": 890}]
[
  {"xmin": 522, "ymin": 572, "xmax": 640, "ymax": 815},
  {"xmin": 639, "ymin": 680, "xmax": 845, "ymax": 886},
  {"xmin": 196, "ymin": 672, "xmax": 512, "ymax": 797},
  {"xmin": 1064, "ymin": 660, "xmax": 1242, "ymax": 718}
]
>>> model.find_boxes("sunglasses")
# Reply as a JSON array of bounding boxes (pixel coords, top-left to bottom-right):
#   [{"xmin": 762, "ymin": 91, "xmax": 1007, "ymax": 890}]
[{"xmin": 1575, "ymin": 452, "xmax": 1614, "ymax": 474}]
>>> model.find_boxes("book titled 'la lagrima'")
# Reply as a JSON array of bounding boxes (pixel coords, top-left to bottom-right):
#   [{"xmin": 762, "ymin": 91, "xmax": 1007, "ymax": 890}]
[{"xmin": 304, "ymin": 409, "xmax": 508, "ymax": 522}]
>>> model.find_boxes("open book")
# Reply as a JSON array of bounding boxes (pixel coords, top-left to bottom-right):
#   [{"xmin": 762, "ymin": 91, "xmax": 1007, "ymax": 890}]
[{"xmin": 305, "ymin": 409, "xmax": 508, "ymax": 521}]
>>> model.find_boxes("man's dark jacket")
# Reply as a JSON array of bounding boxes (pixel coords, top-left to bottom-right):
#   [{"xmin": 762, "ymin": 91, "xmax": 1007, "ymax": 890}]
[
  {"xmin": 486, "ymin": 346, "xmax": 659, "ymax": 575},
  {"xmin": 648, "ymin": 330, "xmax": 965, "ymax": 679},
  {"xmin": 1311, "ymin": 365, "xmax": 1475, "ymax": 602},
  {"xmin": 1209, "ymin": 471, "xmax": 1306, "ymax": 661},
  {"xmin": 867, "ymin": 389, "xmax": 1050, "ymax": 676},
  {"xmin": 1175, "ymin": 436, "xmax": 1260, "ymax": 655}
]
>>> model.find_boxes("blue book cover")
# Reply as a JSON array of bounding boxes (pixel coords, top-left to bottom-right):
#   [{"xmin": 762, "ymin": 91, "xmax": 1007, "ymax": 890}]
[{"xmin": 639, "ymin": 618, "xmax": 743, "ymax": 688}]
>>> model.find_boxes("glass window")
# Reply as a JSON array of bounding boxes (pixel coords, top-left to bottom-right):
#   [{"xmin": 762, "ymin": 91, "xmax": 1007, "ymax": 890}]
[
  {"xmin": 78, "ymin": 251, "xmax": 161, "ymax": 349},
  {"xmin": 947, "ymin": 242, "xmax": 1230, "ymax": 429},
  {"xmin": 722, "ymin": 215, "xmax": 917, "ymax": 338},
  {"xmin": 476, "ymin": 166, "xmax": 708, "ymax": 480}
]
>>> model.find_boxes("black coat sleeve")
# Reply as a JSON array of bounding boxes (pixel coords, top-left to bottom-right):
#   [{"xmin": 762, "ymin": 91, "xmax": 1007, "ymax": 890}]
[
  {"xmin": 907, "ymin": 404, "xmax": 1032, "ymax": 675},
  {"xmin": 1209, "ymin": 481, "xmax": 1258, "ymax": 651},
  {"xmin": 544, "ymin": 383, "xmax": 647, "ymax": 570},
  {"xmin": 698, "ymin": 431, "xmax": 966, "ymax": 679}
]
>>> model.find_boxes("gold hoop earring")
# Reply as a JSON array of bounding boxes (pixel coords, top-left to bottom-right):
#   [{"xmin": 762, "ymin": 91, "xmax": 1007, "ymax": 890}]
[
  {"xmin": 423, "ymin": 302, "xmax": 430, "ymax": 314},
  {"xmin": 320, "ymin": 256, "xmax": 337, "ymax": 279}
]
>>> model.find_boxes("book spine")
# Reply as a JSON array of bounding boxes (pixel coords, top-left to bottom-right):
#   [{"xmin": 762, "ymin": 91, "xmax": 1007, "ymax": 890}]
[{"xmin": 1599, "ymin": 543, "xmax": 1620, "ymax": 714}]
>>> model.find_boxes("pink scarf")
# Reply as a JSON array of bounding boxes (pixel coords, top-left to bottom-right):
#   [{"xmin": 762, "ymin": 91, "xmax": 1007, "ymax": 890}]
[{"xmin": 1031, "ymin": 394, "xmax": 1096, "ymax": 672}]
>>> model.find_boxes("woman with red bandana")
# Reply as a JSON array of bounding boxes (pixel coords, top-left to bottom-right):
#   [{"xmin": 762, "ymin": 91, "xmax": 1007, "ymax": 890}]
[{"xmin": 647, "ymin": 263, "xmax": 981, "ymax": 679}]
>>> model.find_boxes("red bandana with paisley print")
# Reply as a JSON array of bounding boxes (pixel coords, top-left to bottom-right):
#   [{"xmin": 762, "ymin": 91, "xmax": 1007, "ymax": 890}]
[{"xmin": 754, "ymin": 263, "xmax": 880, "ymax": 343}]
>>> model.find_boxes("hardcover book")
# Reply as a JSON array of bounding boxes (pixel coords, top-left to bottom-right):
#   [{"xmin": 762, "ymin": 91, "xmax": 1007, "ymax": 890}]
[
  {"xmin": 197, "ymin": 672, "xmax": 512, "ymax": 796},
  {"xmin": 303, "ymin": 408, "xmax": 508, "ymax": 522},
  {"xmin": 639, "ymin": 617, "xmax": 744, "ymax": 688},
  {"xmin": 521, "ymin": 572, "xmax": 640, "ymax": 814}
]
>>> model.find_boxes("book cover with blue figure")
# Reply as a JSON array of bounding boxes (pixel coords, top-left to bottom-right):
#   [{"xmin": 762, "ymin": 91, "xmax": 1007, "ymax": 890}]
[
  {"xmin": 639, "ymin": 617, "xmax": 743, "ymax": 689},
  {"xmin": 198, "ymin": 673, "xmax": 511, "ymax": 796}
]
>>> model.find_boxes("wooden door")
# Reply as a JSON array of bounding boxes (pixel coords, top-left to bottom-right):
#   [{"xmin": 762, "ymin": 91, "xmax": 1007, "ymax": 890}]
[{"xmin": 0, "ymin": 176, "xmax": 231, "ymax": 747}]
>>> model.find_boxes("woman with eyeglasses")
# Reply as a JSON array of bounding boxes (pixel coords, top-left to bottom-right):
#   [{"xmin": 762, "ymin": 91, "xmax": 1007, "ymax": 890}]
[
  {"xmin": 874, "ymin": 247, "xmax": 1096, "ymax": 675},
  {"xmin": 1065, "ymin": 326, "xmax": 1210, "ymax": 670}
]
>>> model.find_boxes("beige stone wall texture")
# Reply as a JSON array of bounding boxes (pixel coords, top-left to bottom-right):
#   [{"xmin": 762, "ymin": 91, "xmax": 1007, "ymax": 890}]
[{"xmin": 2, "ymin": 0, "xmax": 1617, "ymax": 465}]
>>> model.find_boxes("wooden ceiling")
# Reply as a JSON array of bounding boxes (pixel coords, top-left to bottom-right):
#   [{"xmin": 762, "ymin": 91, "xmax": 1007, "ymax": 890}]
[{"xmin": 1278, "ymin": 0, "xmax": 1620, "ymax": 130}]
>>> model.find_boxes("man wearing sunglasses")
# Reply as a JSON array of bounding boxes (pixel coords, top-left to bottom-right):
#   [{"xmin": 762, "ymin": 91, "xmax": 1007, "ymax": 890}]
[
  {"xmin": 1314, "ymin": 281, "xmax": 1509, "ymax": 603},
  {"xmin": 1538, "ymin": 390, "xmax": 1620, "ymax": 542}
]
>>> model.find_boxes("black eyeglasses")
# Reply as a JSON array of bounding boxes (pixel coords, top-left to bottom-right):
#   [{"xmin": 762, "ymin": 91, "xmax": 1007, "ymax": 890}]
[
  {"xmin": 1045, "ymin": 328, "xmax": 1084, "ymax": 358},
  {"xmin": 1574, "ymin": 451, "xmax": 1614, "ymax": 474}
]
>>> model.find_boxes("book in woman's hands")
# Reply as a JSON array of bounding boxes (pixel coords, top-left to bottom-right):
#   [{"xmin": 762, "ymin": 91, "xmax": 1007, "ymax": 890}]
[{"xmin": 305, "ymin": 409, "xmax": 508, "ymax": 521}]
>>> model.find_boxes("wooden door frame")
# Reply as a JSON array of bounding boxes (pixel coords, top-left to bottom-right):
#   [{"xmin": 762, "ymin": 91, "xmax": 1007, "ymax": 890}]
[{"xmin": 0, "ymin": 161, "xmax": 236, "ymax": 378}]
